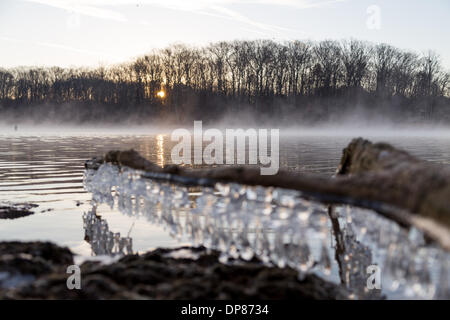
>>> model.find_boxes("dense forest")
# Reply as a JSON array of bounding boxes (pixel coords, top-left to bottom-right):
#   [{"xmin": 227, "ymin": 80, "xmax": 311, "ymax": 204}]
[{"xmin": 0, "ymin": 39, "xmax": 449, "ymax": 125}]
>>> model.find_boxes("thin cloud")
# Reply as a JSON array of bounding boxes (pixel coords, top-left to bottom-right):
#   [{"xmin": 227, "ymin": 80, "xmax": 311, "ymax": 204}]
[
  {"xmin": 241, "ymin": 0, "xmax": 347, "ymax": 9},
  {"xmin": 23, "ymin": 0, "xmax": 344, "ymax": 36},
  {"xmin": 23, "ymin": 0, "xmax": 127, "ymax": 22},
  {"xmin": 35, "ymin": 41, "xmax": 121, "ymax": 60},
  {"xmin": 208, "ymin": 5, "xmax": 298, "ymax": 39},
  {"xmin": 40, "ymin": 0, "xmax": 344, "ymax": 9},
  {"xmin": 0, "ymin": 35, "xmax": 121, "ymax": 61}
]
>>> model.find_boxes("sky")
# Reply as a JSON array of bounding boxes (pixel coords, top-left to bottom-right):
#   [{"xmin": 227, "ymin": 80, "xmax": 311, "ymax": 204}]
[{"xmin": 0, "ymin": 0, "xmax": 449, "ymax": 69}]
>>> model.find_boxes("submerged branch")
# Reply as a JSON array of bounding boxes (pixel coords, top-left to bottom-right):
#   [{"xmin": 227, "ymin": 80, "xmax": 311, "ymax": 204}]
[{"xmin": 0, "ymin": 203, "xmax": 37, "ymax": 220}]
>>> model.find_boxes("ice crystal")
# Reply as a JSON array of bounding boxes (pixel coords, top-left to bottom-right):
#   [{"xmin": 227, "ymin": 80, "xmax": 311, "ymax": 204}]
[{"xmin": 84, "ymin": 163, "xmax": 450, "ymax": 299}]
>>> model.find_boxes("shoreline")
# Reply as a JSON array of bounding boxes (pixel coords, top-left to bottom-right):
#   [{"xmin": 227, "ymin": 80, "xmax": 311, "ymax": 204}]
[{"xmin": 0, "ymin": 241, "xmax": 350, "ymax": 300}]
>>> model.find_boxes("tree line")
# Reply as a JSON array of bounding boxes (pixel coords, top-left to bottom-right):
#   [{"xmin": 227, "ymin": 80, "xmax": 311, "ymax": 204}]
[{"xmin": 0, "ymin": 39, "xmax": 449, "ymax": 124}]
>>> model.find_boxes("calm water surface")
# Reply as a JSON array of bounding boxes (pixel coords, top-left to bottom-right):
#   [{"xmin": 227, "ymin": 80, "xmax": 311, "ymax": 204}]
[{"xmin": 1, "ymin": 130, "xmax": 450, "ymax": 258}]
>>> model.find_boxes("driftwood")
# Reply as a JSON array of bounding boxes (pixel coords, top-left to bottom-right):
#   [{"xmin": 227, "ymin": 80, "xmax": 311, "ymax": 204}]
[
  {"xmin": 85, "ymin": 138, "xmax": 450, "ymax": 250},
  {"xmin": 338, "ymin": 138, "xmax": 450, "ymax": 225}
]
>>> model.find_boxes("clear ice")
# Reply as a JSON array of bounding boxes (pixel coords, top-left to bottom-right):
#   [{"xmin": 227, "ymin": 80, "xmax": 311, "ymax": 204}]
[
  {"xmin": 83, "ymin": 207, "xmax": 133, "ymax": 256},
  {"xmin": 84, "ymin": 163, "xmax": 450, "ymax": 300}
]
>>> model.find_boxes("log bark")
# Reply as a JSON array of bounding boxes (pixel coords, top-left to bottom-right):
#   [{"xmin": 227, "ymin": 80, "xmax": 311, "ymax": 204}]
[
  {"xmin": 337, "ymin": 138, "xmax": 450, "ymax": 229},
  {"xmin": 85, "ymin": 139, "xmax": 450, "ymax": 250}
]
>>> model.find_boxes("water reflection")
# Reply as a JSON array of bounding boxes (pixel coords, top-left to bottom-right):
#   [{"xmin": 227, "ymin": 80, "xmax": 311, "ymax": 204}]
[
  {"xmin": 83, "ymin": 206, "xmax": 133, "ymax": 256},
  {"xmin": 156, "ymin": 134, "xmax": 165, "ymax": 167}
]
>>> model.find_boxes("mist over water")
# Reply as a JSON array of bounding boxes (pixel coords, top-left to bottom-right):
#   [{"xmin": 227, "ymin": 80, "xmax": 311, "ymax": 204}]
[{"xmin": 2, "ymin": 120, "xmax": 450, "ymax": 139}]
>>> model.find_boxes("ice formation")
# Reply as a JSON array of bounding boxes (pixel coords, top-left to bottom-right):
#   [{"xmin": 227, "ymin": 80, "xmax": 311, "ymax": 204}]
[
  {"xmin": 83, "ymin": 208, "xmax": 133, "ymax": 256},
  {"xmin": 84, "ymin": 163, "xmax": 450, "ymax": 299}
]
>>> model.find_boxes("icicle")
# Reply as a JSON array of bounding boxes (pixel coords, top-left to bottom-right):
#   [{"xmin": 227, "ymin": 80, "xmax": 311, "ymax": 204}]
[{"xmin": 84, "ymin": 164, "xmax": 450, "ymax": 299}]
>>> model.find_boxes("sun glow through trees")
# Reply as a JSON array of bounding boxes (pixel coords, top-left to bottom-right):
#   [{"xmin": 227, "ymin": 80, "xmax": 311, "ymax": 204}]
[{"xmin": 157, "ymin": 90, "xmax": 165, "ymax": 98}]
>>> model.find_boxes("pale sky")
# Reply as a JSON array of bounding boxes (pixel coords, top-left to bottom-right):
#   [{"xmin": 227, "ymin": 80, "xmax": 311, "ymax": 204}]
[{"xmin": 0, "ymin": 0, "xmax": 449, "ymax": 69}]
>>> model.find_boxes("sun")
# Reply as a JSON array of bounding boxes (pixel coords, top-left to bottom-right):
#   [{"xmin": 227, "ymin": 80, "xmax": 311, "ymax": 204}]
[{"xmin": 157, "ymin": 90, "xmax": 165, "ymax": 98}]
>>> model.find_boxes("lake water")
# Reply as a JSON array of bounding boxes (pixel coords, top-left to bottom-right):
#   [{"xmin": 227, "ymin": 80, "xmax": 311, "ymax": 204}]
[{"xmin": 1, "ymin": 129, "xmax": 450, "ymax": 258}]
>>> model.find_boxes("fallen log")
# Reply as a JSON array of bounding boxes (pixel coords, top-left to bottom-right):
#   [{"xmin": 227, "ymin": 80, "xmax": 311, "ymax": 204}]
[
  {"xmin": 85, "ymin": 138, "xmax": 450, "ymax": 250},
  {"xmin": 338, "ymin": 138, "xmax": 450, "ymax": 221}
]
